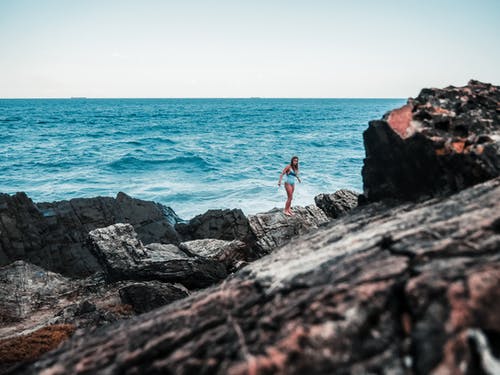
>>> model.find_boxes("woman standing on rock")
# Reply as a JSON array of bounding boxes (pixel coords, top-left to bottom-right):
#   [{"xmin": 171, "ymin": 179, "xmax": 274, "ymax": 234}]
[{"xmin": 278, "ymin": 156, "xmax": 301, "ymax": 216}]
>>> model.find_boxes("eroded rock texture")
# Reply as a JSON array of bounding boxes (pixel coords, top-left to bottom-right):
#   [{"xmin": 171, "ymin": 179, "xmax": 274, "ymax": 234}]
[
  {"xmin": 314, "ymin": 189, "xmax": 359, "ymax": 218},
  {"xmin": 362, "ymin": 80, "xmax": 500, "ymax": 201},
  {"xmin": 88, "ymin": 223, "xmax": 227, "ymax": 288},
  {"xmin": 247, "ymin": 205, "xmax": 329, "ymax": 254},
  {"xmin": 0, "ymin": 192, "xmax": 182, "ymax": 277},
  {"xmin": 16, "ymin": 176, "xmax": 500, "ymax": 375}
]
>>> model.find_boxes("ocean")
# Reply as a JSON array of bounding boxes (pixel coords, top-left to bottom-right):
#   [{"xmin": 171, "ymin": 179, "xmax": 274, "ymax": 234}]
[{"xmin": 0, "ymin": 98, "xmax": 405, "ymax": 219}]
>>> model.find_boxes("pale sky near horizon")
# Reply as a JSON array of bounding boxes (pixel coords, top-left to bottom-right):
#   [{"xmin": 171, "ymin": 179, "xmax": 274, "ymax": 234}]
[{"xmin": 0, "ymin": 0, "xmax": 499, "ymax": 98}]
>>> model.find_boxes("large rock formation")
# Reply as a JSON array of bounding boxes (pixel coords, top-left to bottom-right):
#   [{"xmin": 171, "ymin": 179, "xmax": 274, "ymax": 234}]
[
  {"xmin": 314, "ymin": 189, "xmax": 359, "ymax": 218},
  {"xmin": 12, "ymin": 177, "xmax": 500, "ymax": 375},
  {"xmin": 0, "ymin": 192, "xmax": 182, "ymax": 277},
  {"xmin": 175, "ymin": 208, "xmax": 257, "ymax": 244},
  {"xmin": 362, "ymin": 80, "xmax": 500, "ymax": 201},
  {"xmin": 88, "ymin": 223, "xmax": 227, "ymax": 288},
  {"xmin": 247, "ymin": 205, "xmax": 329, "ymax": 254}
]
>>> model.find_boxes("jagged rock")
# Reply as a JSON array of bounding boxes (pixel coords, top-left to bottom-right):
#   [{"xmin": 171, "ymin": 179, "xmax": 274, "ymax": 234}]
[
  {"xmin": 119, "ymin": 281, "xmax": 189, "ymax": 313},
  {"xmin": 15, "ymin": 177, "xmax": 500, "ymax": 375},
  {"xmin": 88, "ymin": 223, "xmax": 227, "ymax": 288},
  {"xmin": 247, "ymin": 205, "xmax": 329, "ymax": 254},
  {"xmin": 0, "ymin": 261, "xmax": 74, "ymax": 323},
  {"xmin": 314, "ymin": 189, "xmax": 359, "ymax": 218},
  {"xmin": 145, "ymin": 243, "xmax": 189, "ymax": 260},
  {"xmin": 179, "ymin": 239, "xmax": 251, "ymax": 272},
  {"xmin": 362, "ymin": 80, "xmax": 500, "ymax": 201},
  {"xmin": 175, "ymin": 209, "xmax": 256, "ymax": 245},
  {"xmin": 0, "ymin": 192, "xmax": 183, "ymax": 277},
  {"xmin": 0, "ymin": 262, "xmax": 137, "ymax": 342}
]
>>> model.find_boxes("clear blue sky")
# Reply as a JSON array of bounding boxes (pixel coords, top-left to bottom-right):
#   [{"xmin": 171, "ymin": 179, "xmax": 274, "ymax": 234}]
[{"xmin": 1, "ymin": 0, "xmax": 499, "ymax": 98}]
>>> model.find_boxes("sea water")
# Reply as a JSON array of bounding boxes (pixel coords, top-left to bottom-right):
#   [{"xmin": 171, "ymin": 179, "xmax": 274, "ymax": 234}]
[{"xmin": 0, "ymin": 98, "xmax": 405, "ymax": 219}]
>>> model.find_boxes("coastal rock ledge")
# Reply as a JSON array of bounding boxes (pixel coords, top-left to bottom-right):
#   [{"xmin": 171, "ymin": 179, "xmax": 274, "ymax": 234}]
[{"xmin": 11, "ymin": 176, "xmax": 500, "ymax": 375}]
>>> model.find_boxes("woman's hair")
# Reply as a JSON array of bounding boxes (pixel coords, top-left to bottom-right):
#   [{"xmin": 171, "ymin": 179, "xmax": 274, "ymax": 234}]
[{"xmin": 290, "ymin": 156, "xmax": 299, "ymax": 171}]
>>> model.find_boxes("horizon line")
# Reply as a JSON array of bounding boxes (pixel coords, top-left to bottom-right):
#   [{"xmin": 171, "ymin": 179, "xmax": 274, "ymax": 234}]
[{"xmin": 0, "ymin": 96, "xmax": 407, "ymax": 100}]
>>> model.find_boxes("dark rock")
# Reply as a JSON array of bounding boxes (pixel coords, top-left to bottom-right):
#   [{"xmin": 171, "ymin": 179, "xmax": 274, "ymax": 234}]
[
  {"xmin": 0, "ymin": 192, "xmax": 183, "ymax": 277},
  {"xmin": 0, "ymin": 262, "xmax": 136, "ymax": 340},
  {"xmin": 179, "ymin": 239, "xmax": 251, "ymax": 272},
  {"xmin": 248, "ymin": 205, "xmax": 329, "ymax": 254},
  {"xmin": 362, "ymin": 79, "xmax": 500, "ymax": 201},
  {"xmin": 314, "ymin": 189, "xmax": 359, "ymax": 218},
  {"xmin": 88, "ymin": 223, "xmax": 227, "ymax": 288},
  {"xmin": 16, "ymin": 177, "xmax": 500, "ymax": 375},
  {"xmin": 175, "ymin": 208, "xmax": 256, "ymax": 245},
  {"xmin": 145, "ymin": 243, "xmax": 189, "ymax": 259},
  {"xmin": 0, "ymin": 261, "xmax": 73, "ymax": 323},
  {"xmin": 119, "ymin": 281, "xmax": 189, "ymax": 313}
]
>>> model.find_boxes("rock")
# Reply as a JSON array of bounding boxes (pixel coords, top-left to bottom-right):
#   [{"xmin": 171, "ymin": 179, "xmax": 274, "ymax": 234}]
[
  {"xmin": 15, "ymin": 176, "xmax": 500, "ymax": 375},
  {"xmin": 0, "ymin": 261, "xmax": 74, "ymax": 323},
  {"xmin": 314, "ymin": 189, "xmax": 359, "ymax": 218},
  {"xmin": 247, "ymin": 205, "xmax": 329, "ymax": 254},
  {"xmin": 88, "ymin": 223, "xmax": 227, "ymax": 288},
  {"xmin": 0, "ymin": 262, "xmax": 137, "ymax": 342},
  {"xmin": 179, "ymin": 239, "xmax": 251, "ymax": 272},
  {"xmin": 0, "ymin": 192, "xmax": 183, "ymax": 277},
  {"xmin": 145, "ymin": 243, "xmax": 189, "ymax": 260},
  {"xmin": 175, "ymin": 209, "xmax": 256, "ymax": 245},
  {"xmin": 0, "ymin": 324, "xmax": 76, "ymax": 374},
  {"xmin": 119, "ymin": 281, "xmax": 189, "ymax": 313},
  {"xmin": 362, "ymin": 79, "xmax": 500, "ymax": 201}
]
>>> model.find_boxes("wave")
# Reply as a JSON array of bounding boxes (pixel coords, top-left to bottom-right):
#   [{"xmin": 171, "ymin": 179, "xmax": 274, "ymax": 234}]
[
  {"xmin": 0, "ymin": 116, "xmax": 23, "ymax": 122},
  {"xmin": 107, "ymin": 154, "xmax": 212, "ymax": 171}
]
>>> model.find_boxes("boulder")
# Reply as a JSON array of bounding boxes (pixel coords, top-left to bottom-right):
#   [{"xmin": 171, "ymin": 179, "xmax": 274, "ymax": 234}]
[
  {"xmin": 119, "ymin": 281, "xmax": 189, "ymax": 314},
  {"xmin": 88, "ymin": 223, "xmax": 227, "ymax": 288},
  {"xmin": 175, "ymin": 209, "xmax": 256, "ymax": 245},
  {"xmin": 362, "ymin": 79, "xmax": 500, "ymax": 201},
  {"xmin": 0, "ymin": 261, "xmax": 73, "ymax": 323},
  {"xmin": 179, "ymin": 239, "xmax": 250, "ymax": 272},
  {"xmin": 0, "ymin": 192, "xmax": 183, "ymax": 277},
  {"xmin": 314, "ymin": 189, "xmax": 359, "ymax": 218},
  {"xmin": 248, "ymin": 205, "xmax": 329, "ymax": 254},
  {"xmin": 16, "ymin": 177, "xmax": 500, "ymax": 375}
]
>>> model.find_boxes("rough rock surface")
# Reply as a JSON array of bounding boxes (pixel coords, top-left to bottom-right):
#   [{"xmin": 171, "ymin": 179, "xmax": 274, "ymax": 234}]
[
  {"xmin": 118, "ymin": 281, "xmax": 189, "ymax": 314},
  {"xmin": 314, "ymin": 189, "xmax": 359, "ymax": 218},
  {"xmin": 0, "ymin": 263, "xmax": 134, "ymax": 341},
  {"xmin": 175, "ymin": 208, "xmax": 257, "ymax": 245},
  {"xmin": 248, "ymin": 205, "xmax": 329, "ymax": 254},
  {"xmin": 88, "ymin": 223, "xmax": 227, "ymax": 288},
  {"xmin": 0, "ymin": 192, "xmax": 182, "ymax": 277},
  {"xmin": 0, "ymin": 261, "xmax": 73, "ymax": 323},
  {"xmin": 179, "ymin": 239, "xmax": 251, "ymax": 272},
  {"xmin": 13, "ymin": 177, "xmax": 500, "ymax": 375},
  {"xmin": 362, "ymin": 80, "xmax": 500, "ymax": 201}
]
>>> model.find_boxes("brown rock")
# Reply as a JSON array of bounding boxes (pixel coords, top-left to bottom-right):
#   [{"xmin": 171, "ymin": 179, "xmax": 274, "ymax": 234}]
[
  {"xmin": 362, "ymin": 80, "xmax": 500, "ymax": 201},
  {"xmin": 19, "ymin": 176, "xmax": 500, "ymax": 375}
]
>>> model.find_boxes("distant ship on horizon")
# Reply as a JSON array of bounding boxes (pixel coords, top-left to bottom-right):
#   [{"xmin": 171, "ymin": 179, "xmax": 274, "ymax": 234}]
[{"xmin": 70, "ymin": 96, "xmax": 87, "ymax": 99}]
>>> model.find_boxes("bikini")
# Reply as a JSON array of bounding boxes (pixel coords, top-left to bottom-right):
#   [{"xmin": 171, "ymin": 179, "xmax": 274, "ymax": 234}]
[{"xmin": 285, "ymin": 168, "xmax": 297, "ymax": 185}]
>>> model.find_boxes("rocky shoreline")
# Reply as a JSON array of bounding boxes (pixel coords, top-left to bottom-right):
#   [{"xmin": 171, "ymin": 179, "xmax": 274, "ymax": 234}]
[{"xmin": 1, "ymin": 80, "xmax": 499, "ymax": 374}]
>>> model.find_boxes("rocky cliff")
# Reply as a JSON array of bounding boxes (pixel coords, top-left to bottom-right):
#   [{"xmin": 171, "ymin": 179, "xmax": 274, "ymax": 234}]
[{"xmin": 362, "ymin": 80, "xmax": 500, "ymax": 201}]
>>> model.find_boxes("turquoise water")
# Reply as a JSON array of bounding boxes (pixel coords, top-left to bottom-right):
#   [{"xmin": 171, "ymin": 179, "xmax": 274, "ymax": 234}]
[{"xmin": 0, "ymin": 98, "xmax": 404, "ymax": 219}]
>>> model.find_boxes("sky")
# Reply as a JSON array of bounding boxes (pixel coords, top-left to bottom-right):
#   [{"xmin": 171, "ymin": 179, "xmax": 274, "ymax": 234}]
[{"xmin": 0, "ymin": 0, "xmax": 499, "ymax": 98}]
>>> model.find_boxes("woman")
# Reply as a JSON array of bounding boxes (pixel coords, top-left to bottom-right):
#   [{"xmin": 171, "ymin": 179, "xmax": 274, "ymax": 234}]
[{"xmin": 278, "ymin": 156, "xmax": 301, "ymax": 216}]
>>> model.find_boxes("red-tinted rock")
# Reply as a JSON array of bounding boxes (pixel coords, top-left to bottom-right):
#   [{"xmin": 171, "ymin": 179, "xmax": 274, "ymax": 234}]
[{"xmin": 362, "ymin": 80, "xmax": 500, "ymax": 201}]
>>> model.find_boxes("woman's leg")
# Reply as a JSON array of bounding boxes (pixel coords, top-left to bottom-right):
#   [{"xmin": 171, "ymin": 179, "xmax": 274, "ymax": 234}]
[
  {"xmin": 284, "ymin": 183, "xmax": 293, "ymax": 215},
  {"xmin": 288, "ymin": 184, "xmax": 295, "ymax": 214}
]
